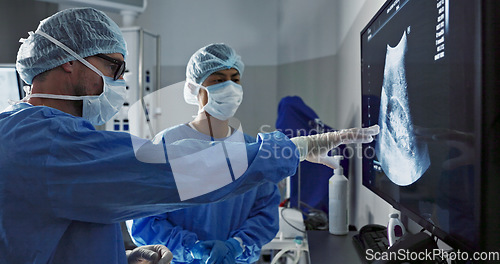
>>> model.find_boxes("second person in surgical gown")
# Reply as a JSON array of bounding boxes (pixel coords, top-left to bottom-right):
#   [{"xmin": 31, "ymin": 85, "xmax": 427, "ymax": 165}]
[{"xmin": 129, "ymin": 44, "xmax": 280, "ymax": 263}]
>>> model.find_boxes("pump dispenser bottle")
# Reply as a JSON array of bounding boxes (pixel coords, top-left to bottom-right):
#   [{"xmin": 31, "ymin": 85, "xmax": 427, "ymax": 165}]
[
  {"xmin": 387, "ymin": 213, "xmax": 405, "ymax": 247},
  {"xmin": 328, "ymin": 155, "xmax": 348, "ymax": 235}
]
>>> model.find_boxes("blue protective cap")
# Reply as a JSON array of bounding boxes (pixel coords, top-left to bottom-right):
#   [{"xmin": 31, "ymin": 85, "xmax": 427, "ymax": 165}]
[
  {"xmin": 186, "ymin": 43, "xmax": 244, "ymax": 85},
  {"xmin": 16, "ymin": 7, "xmax": 128, "ymax": 85}
]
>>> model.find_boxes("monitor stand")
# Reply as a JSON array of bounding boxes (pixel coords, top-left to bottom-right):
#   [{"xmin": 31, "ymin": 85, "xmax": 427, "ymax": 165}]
[{"xmin": 373, "ymin": 232, "xmax": 439, "ymax": 264}]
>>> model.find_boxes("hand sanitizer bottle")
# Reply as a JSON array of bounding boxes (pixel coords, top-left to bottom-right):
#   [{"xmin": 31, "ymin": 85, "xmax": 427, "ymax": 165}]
[{"xmin": 329, "ymin": 155, "xmax": 348, "ymax": 235}]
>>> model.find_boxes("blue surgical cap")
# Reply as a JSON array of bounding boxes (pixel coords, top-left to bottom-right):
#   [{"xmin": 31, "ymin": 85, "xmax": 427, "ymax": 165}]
[
  {"xmin": 16, "ymin": 7, "xmax": 127, "ymax": 85},
  {"xmin": 186, "ymin": 43, "xmax": 244, "ymax": 85}
]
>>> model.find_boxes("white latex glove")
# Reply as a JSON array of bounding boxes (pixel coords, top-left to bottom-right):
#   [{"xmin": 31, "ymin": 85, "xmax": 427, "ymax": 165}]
[
  {"xmin": 291, "ymin": 125, "xmax": 380, "ymax": 168},
  {"xmin": 126, "ymin": 245, "xmax": 173, "ymax": 264}
]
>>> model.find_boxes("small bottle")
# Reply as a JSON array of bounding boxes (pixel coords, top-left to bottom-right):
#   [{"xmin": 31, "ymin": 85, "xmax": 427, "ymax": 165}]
[
  {"xmin": 387, "ymin": 213, "xmax": 405, "ymax": 247},
  {"xmin": 329, "ymin": 156, "xmax": 348, "ymax": 235}
]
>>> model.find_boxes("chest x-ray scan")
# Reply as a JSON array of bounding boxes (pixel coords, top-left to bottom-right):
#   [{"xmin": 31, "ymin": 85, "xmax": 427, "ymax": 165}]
[{"xmin": 376, "ymin": 31, "xmax": 430, "ymax": 186}]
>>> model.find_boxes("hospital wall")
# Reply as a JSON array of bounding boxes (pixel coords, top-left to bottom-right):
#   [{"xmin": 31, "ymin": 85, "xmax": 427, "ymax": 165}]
[
  {"xmin": 0, "ymin": 0, "xmax": 58, "ymax": 63},
  {"xmin": 122, "ymin": 0, "xmax": 280, "ymax": 139}
]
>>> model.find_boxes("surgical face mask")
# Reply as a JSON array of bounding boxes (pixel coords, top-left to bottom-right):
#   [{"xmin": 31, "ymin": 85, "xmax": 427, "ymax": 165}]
[
  {"xmin": 25, "ymin": 30, "xmax": 126, "ymax": 126},
  {"xmin": 193, "ymin": 80, "xmax": 243, "ymax": 121}
]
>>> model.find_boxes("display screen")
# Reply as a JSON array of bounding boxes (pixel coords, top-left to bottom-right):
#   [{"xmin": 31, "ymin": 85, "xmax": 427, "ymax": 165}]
[
  {"xmin": 361, "ymin": 0, "xmax": 480, "ymax": 251},
  {"xmin": 0, "ymin": 65, "xmax": 24, "ymax": 111}
]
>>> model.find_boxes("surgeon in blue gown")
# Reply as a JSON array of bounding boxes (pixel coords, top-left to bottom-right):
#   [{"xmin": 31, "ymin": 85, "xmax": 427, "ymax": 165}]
[
  {"xmin": 129, "ymin": 44, "xmax": 281, "ymax": 264},
  {"xmin": 0, "ymin": 7, "xmax": 379, "ymax": 264}
]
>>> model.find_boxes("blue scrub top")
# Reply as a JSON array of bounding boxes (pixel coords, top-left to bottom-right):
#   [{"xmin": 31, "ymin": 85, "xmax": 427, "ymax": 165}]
[
  {"xmin": 0, "ymin": 103, "xmax": 298, "ymax": 264},
  {"xmin": 130, "ymin": 124, "xmax": 281, "ymax": 263}
]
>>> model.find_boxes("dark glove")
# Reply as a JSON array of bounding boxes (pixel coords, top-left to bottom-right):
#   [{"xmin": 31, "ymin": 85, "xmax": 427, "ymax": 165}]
[
  {"xmin": 126, "ymin": 245, "xmax": 173, "ymax": 264},
  {"xmin": 190, "ymin": 238, "xmax": 243, "ymax": 264}
]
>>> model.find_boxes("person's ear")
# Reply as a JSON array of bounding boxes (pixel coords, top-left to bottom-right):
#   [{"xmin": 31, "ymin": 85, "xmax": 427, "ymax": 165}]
[
  {"xmin": 197, "ymin": 88, "xmax": 208, "ymax": 107},
  {"xmin": 60, "ymin": 61, "xmax": 75, "ymax": 73}
]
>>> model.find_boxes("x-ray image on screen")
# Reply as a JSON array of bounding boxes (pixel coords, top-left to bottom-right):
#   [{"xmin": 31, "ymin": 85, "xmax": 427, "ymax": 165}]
[{"xmin": 376, "ymin": 31, "xmax": 430, "ymax": 186}]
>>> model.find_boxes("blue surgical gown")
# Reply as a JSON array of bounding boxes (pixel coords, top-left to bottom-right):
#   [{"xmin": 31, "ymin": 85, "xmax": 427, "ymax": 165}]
[
  {"xmin": 0, "ymin": 103, "xmax": 298, "ymax": 264},
  {"xmin": 129, "ymin": 124, "xmax": 280, "ymax": 263}
]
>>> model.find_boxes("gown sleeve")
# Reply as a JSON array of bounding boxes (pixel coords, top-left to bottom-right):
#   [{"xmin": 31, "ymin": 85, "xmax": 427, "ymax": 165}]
[
  {"xmin": 230, "ymin": 183, "xmax": 280, "ymax": 263},
  {"xmin": 40, "ymin": 112, "xmax": 298, "ymax": 224}
]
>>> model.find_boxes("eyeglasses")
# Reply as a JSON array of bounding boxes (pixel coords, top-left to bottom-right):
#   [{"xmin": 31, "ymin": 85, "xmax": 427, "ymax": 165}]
[{"xmin": 95, "ymin": 53, "xmax": 126, "ymax": 81}]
